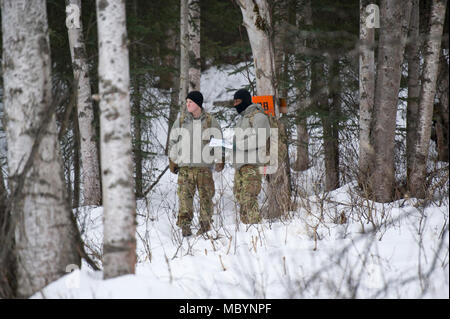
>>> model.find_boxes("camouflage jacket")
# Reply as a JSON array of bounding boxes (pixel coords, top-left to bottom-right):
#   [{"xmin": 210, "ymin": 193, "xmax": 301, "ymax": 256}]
[
  {"xmin": 168, "ymin": 110, "xmax": 223, "ymax": 168},
  {"xmin": 233, "ymin": 104, "xmax": 271, "ymax": 171}
]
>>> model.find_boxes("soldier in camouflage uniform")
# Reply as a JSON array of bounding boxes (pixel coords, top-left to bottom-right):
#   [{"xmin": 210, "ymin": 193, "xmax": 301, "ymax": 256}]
[
  {"xmin": 234, "ymin": 165, "xmax": 262, "ymax": 224},
  {"xmin": 168, "ymin": 91, "xmax": 224, "ymax": 237},
  {"xmin": 232, "ymin": 89, "xmax": 271, "ymax": 224}
]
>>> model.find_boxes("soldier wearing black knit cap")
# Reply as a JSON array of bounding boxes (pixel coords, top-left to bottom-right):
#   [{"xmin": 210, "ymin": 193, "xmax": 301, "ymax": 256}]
[
  {"xmin": 168, "ymin": 91, "xmax": 224, "ymax": 237},
  {"xmin": 232, "ymin": 88, "xmax": 271, "ymax": 224}
]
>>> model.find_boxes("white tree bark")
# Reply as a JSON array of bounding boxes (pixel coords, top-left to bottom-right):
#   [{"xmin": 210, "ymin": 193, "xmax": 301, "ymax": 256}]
[
  {"xmin": 237, "ymin": 0, "xmax": 291, "ymax": 217},
  {"xmin": 179, "ymin": 0, "xmax": 189, "ymax": 117},
  {"xmin": 237, "ymin": 0, "xmax": 277, "ymax": 102},
  {"xmin": 188, "ymin": 0, "xmax": 201, "ymax": 91},
  {"xmin": 370, "ymin": 0, "xmax": 411, "ymax": 202},
  {"xmin": 358, "ymin": 0, "xmax": 376, "ymax": 182},
  {"xmin": 96, "ymin": 0, "xmax": 136, "ymax": 279},
  {"xmin": 66, "ymin": 0, "xmax": 102, "ymax": 206},
  {"xmin": 409, "ymin": 0, "xmax": 447, "ymax": 198},
  {"xmin": 1, "ymin": 0, "xmax": 80, "ymax": 297}
]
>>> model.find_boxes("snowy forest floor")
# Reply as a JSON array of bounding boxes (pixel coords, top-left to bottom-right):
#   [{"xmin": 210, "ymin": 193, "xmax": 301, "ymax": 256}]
[
  {"xmin": 32, "ymin": 162, "xmax": 449, "ymax": 299},
  {"xmin": 31, "ymin": 64, "xmax": 449, "ymax": 299}
]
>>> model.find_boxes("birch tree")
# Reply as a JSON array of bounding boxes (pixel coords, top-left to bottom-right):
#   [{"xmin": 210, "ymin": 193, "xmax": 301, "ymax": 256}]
[
  {"xmin": 179, "ymin": 0, "xmax": 189, "ymax": 118},
  {"xmin": 66, "ymin": 0, "xmax": 102, "ymax": 206},
  {"xmin": 1, "ymin": 0, "xmax": 80, "ymax": 297},
  {"xmin": 369, "ymin": 0, "xmax": 411, "ymax": 202},
  {"xmin": 358, "ymin": 0, "xmax": 376, "ymax": 184},
  {"xmin": 188, "ymin": 0, "xmax": 201, "ymax": 91},
  {"xmin": 96, "ymin": 0, "xmax": 136, "ymax": 279},
  {"xmin": 237, "ymin": 0, "xmax": 292, "ymax": 217},
  {"xmin": 408, "ymin": 0, "xmax": 447, "ymax": 198},
  {"xmin": 237, "ymin": 0, "xmax": 277, "ymax": 100}
]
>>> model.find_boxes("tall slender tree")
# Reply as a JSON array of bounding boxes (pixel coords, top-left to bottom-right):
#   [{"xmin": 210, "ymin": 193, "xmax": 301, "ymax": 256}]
[
  {"xmin": 164, "ymin": 27, "xmax": 180, "ymax": 155},
  {"xmin": 369, "ymin": 0, "xmax": 412, "ymax": 202},
  {"xmin": 179, "ymin": 0, "xmax": 190, "ymax": 118},
  {"xmin": 293, "ymin": 0, "xmax": 312, "ymax": 172},
  {"xmin": 409, "ymin": 0, "xmax": 447, "ymax": 198},
  {"xmin": 406, "ymin": 0, "xmax": 421, "ymax": 185},
  {"xmin": 96, "ymin": 0, "xmax": 137, "ymax": 279},
  {"xmin": 310, "ymin": 2, "xmax": 342, "ymax": 192},
  {"xmin": 1, "ymin": 0, "xmax": 80, "ymax": 297},
  {"xmin": 236, "ymin": 0, "xmax": 291, "ymax": 217},
  {"xmin": 358, "ymin": 0, "xmax": 376, "ymax": 185},
  {"xmin": 434, "ymin": 44, "xmax": 449, "ymax": 162},
  {"xmin": 237, "ymin": 0, "xmax": 277, "ymax": 101},
  {"xmin": 130, "ymin": 0, "xmax": 144, "ymax": 198},
  {"xmin": 188, "ymin": 0, "xmax": 201, "ymax": 91},
  {"xmin": 0, "ymin": 163, "xmax": 15, "ymax": 298},
  {"xmin": 323, "ymin": 59, "xmax": 340, "ymax": 191},
  {"xmin": 66, "ymin": 0, "xmax": 102, "ymax": 206}
]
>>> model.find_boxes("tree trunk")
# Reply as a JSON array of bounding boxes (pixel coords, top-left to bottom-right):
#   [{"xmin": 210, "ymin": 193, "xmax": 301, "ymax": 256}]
[
  {"xmin": 273, "ymin": 0, "xmax": 293, "ymax": 199},
  {"xmin": 406, "ymin": 0, "xmax": 421, "ymax": 184},
  {"xmin": 1, "ymin": 0, "xmax": 80, "ymax": 297},
  {"xmin": 293, "ymin": 0, "xmax": 312, "ymax": 172},
  {"xmin": 67, "ymin": 0, "xmax": 102, "ymax": 206},
  {"xmin": 96, "ymin": 0, "xmax": 137, "ymax": 279},
  {"xmin": 0, "ymin": 164, "xmax": 16, "ymax": 298},
  {"xmin": 132, "ymin": 79, "xmax": 143, "ymax": 199},
  {"xmin": 237, "ymin": 0, "xmax": 277, "ymax": 99},
  {"xmin": 73, "ymin": 111, "xmax": 81, "ymax": 208},
  {"xmin": 188, "ymin": 0, "xmax": 201, "ymax": 91},
  {"xmin": 311, "ymin": 57, "xmax": 333, "ymax": 189},
  {"xmin": 273, "ymin": 0, "xmax": 288, "ymax": 91},
  {"xmin": 237, "ymin": 0, "xmax": 292, "ymax": 218},
  {"xmin": 131, "ymin": 0, "xmax": 143, "ymax": 199},
  {"xmin": 369, "ymin": 0, "xmax": 412, "ymax": 202},
  {"xmin": 164, "ymin": 28, "xmax": 180, "ymax": 155},
  {"xmin": 324, "ymin": 60, "xmax": 340, "ymax": 191},
  {"xmin": 434, "ymin": 48, "xmax": 449, "ymax": 162},
  {"xmin": 179, "ymin": 0, "xmax": 189, "ymax": 117},
  {"xmin": 358, "ymin": 0, "xmax": 376, "ymax": 185},
  {"xmin": 409, "ymin": 0, "xmax": 447, "ymax": 198}
]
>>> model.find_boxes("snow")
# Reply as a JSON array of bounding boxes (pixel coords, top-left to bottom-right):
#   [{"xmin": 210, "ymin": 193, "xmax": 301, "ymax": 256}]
[
  {"xmin": 33, "ymin": 165, "xmax": 449, "ymax": 299},
  {"xmin": 30, "ymin": 63, "xmax": 449, "ymax": 299}
]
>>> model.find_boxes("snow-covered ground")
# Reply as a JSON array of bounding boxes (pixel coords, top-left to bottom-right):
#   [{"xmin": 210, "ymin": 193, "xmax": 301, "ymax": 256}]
[
  {"xmin": 32, "ymin": 165, "xmax": 449, "ymax": 299},
  {"xmin": 30, "ymin": 63, "xmax": 449, "ymax": 299}
]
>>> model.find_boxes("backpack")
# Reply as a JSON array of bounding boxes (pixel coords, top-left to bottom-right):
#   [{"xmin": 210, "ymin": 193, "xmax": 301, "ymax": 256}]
[{"xmin": 247, "ymin": 106, "xmax": 288, "ymax": 175}]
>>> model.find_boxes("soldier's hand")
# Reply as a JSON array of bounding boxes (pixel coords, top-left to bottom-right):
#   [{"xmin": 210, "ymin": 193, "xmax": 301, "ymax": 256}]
[
  {"xmin": 215, "ymin": 162, "xmax": 224, "ymax": 172},
  {"xmin": 169, "ymin": 159, "xmax": 179, "ymax": 174}
]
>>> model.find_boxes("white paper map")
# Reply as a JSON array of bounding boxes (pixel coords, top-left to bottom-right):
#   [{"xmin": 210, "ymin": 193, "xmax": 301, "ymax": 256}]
[{"xmin": 209, "ymin": 138, "xmax": 233, "ymax": 149}]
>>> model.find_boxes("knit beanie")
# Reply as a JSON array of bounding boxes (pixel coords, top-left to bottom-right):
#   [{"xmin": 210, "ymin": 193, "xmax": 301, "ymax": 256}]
[
  {"xmin": 233, "ymin": 89, "xmax": 252, "ymax": 114},
  {"xmin": 186, "ymin": 91, "xmax": 203, "ymax": 108}
]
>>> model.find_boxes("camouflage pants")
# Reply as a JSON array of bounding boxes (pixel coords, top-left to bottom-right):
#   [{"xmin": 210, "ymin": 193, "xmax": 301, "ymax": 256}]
[
  {"xmin": 233, "ymin": 165, "xmax": 262, "ymax": 224},
  {"xmin": 177, "ymin": 167, "xmax": 215, "ymax": 227}
]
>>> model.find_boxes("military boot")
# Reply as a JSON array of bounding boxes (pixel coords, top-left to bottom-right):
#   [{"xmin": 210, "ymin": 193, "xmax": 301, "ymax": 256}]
[
  {"xmin": 181, "ymin": 224, "xmax": 192, "ymax": 237},
  {"xmin": 196, "ymin": 221, "xmax": 211, "ymax": 236},
  {"xmin": 240, "ymin": 211, "xmax": 249, "ymax": 224},
  {"xmin": 247, "ymin": 211, "xmax": 261, "ymax": 224}
]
